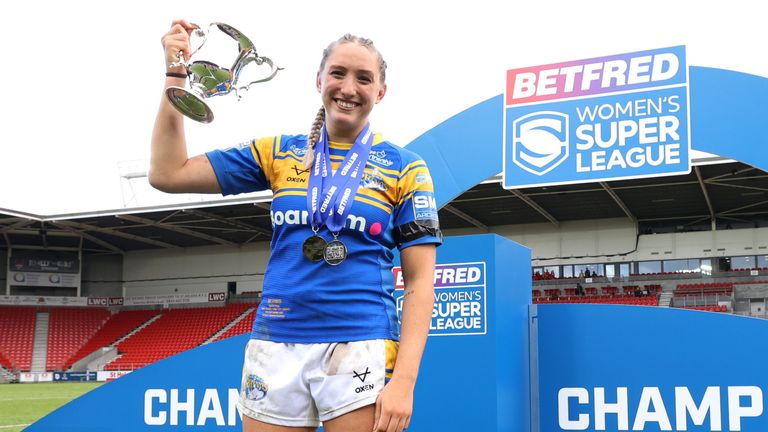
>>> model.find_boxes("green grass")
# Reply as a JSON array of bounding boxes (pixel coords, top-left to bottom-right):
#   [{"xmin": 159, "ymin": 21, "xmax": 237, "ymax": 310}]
[{"xmin": 0, "ymin": 382, "xmax": 103, "ymax": 432}]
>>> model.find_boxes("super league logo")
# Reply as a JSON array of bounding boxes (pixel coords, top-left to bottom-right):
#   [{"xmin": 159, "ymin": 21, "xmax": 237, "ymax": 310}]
[{"xmin": 512, "ymin": 111, "xmax": 569, "ymax": 176}]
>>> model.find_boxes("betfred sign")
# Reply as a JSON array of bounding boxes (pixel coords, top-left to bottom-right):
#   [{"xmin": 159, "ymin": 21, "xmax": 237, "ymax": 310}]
[
  {"xmin": 393, "ymin": 262, "xmax": 487, "ymax": 336},
  {"xmin": 503, "ymin": 46, "xmax": 690, "ymax": 188}
]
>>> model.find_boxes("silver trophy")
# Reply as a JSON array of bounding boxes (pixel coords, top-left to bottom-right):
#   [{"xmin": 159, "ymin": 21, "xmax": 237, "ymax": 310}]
[{"xmin": 165, "ymin": 23, "xmax": 282, "ymax": 123}]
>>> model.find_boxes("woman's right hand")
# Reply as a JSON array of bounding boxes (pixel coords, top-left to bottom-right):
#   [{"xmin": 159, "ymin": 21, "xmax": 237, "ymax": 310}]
[{"xmin": 161, "ymin": 20, "xmax": 196, "ymax": 74}]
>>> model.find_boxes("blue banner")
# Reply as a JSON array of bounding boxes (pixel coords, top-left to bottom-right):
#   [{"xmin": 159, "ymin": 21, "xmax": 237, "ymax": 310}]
[
  {"xmin": 52, "ymin": 371, "xmax": 97, "ymax": 382},
  {"xmin": 533, "ymin": 304, "xmax": 768, "ymax": 431},
  {"xmin": 503, "ymin": 46, "xmax": 691, "ymax": 188}
]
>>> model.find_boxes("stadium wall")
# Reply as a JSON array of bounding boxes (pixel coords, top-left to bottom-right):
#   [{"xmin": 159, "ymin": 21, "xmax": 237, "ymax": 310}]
[
  {"xmin": 444, "ymin": 219, "xmax": 768, "ymax": 266},
  {"xmin": 113, "ymin": 220, "xmax": 768, "ymax": 298},
  {"xmin": 122, "ymin": 243, "xmax": 268, "ymax": 296},
  {"xmin": 81, "ymin": 254, "xmax": 122, "ymax": 297}
]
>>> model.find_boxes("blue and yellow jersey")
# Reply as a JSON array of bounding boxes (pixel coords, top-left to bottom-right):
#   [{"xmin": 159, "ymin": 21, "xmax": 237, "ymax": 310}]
[{"xmin": 206, "ymin": 133, "xmax": 443, "ymax": 343}]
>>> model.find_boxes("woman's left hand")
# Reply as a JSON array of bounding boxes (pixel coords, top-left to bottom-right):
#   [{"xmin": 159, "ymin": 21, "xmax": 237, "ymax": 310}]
[{"xmin": 373, "ymin": 377, "xmax": 414, "ymax": 432}]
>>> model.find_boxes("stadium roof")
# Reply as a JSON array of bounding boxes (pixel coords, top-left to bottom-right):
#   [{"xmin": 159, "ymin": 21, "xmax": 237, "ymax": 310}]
[{"xmin": 2, "ymin": 159, "xmax": 768, "ymax": 255}]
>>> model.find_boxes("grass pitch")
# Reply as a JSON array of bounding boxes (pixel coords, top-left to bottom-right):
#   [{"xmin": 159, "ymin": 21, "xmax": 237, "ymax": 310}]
[{"xmin": 0, "ymin": 382, "xmax": 103, "ymax": 432}]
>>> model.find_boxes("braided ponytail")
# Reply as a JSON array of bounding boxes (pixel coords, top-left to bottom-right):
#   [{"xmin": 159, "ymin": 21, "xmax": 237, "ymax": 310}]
[{"xmin": 304, "ymin": 106, "xmax": 326, "ymax": 169}]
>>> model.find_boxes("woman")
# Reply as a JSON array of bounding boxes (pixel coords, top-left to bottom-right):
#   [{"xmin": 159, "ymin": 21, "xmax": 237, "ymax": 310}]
[{"xmin": 151, "ymin": 20, "xmax": 442, "ymax": 432}]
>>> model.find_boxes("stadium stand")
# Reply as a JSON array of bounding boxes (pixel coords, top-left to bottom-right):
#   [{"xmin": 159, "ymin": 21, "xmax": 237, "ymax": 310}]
[
  {"xmin": 678, "ymin": 305, "xmax": 729, "ymax": 312},
  {"xmin": 214, "ymin": 308, "xmax": 256, "ymax": 341},
  {"xmin": 0, "ymin": 307, "xmax": 36, "ymax": 371},
  {"xmin": 675, "ymin": 282, "xmax": 734, "ymax": 296},
  {"xmin": 533, "ymin": 294, "xmax": 659, "ymax": 306},
  {"xmin": 61, "ymin": 309, "xmax": 161, "ymax": 371},
  {"xmin": 106, "ymin": 303, "xmax": 254, "ymax": 370},
  {"xmin": 46, "ymin": 308, "xmax": 111, "ymax": 371}
]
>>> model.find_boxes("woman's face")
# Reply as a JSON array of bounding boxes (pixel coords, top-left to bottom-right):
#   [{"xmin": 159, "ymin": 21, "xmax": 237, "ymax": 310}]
[{"xmin": 316, "ymin": 42, "xmax": 386, "ymax": 142}]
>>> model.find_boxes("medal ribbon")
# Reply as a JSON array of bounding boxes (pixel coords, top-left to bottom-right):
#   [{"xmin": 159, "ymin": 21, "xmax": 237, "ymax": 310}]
[{"xmin": 306, "ymin": 123, "xmax": 373, "ymax": 233}]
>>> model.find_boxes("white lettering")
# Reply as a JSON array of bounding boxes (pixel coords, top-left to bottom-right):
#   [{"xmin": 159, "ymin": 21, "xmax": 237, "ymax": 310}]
[
  {"xmin": 594, "ymin": 387, "xmax": 629, "ymax": 430},
  {"xmin": 632, "ymin": 387, "xmax": 671, "ymax": 430},
  {"xmin": 320, "ymin": 186, "xmax": 337, "ymax": 213},
  {"xmin": 574, "ymin": 144, "xmax": 681, "ymax": 173},
  {"xmin": 170, "ymin": 389, "xmax": 195, "ymax": 426},
  {"xmin": 627, "ymin": 55, "xmax": 652, "ymax": 84},
  {"xmin": 556, "ymin": 386, "xmax": 764, "ymax": 431},
  {"xmin": 559, "ymin": 388, "xmax": 589, "ymax": 430},
  {"xmin": 414, "ymin": 195, "xmax": 437, "ymax": 209},
  {"xmin": 675, "ymin": 386, "xmax": 722, "ymax": 431},
  {"xmin": 228, "ymin": 388, "xmax": 240, "ymax": 425},
  {"xmin": 510, "ymin": 52, "xmax": 680, "ymax": 99},
  {"xmin": 340, "ymin": 153, "xmax": 358, "ymax": 176},
  {"xmin": 512, "ymin": 72, "xmax": 537, "ymax": 98},
  {"xmin": 271, "ymin": 210, "xmax": 365, "ymax": 232},
  {"xmin": 144, "ymin": 389, "xmax": 167, "ymax": 425},
  {"xmin": 347, "ymin": 214, "xmax": 366, "ymax": 232},
  {"xmin": 197, "ymin": 388, "xmax": 225, "ymax": 426},
  {"xmin": 337, "ymin": 188, "xmax": 352, "ymax": 215},
  {"xmin": 143, "ymin": 388, "xmax": 241, "ymax": 426},
  {"xmin": 728, "ymin": 386, "xmax": 763, "ymax": 431},
  {"xmin": 652, "ymin": 52, "xmax": 680, "ymax": 82}
]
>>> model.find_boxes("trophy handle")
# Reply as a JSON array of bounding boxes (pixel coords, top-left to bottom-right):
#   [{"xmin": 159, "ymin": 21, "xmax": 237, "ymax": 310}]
[
  {"xmin": 209, "ymin": 22, "xmax": 283, "ymax": 98},
  {"xmin": 232, "ymin": 55, "xmax": 283, "ymax": 98},
  {"xmin": 212, "ymin": 23, "xmax": 255, "ymax": 52},
  {"xmin": 169, "ymin": 23, "xmax": 211, "ymax": 69}
]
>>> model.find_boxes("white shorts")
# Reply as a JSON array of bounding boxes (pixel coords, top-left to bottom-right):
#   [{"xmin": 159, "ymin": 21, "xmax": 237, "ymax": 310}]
[{"xmin": 237, "ymin": 339, "xmax": 398, "ymax": 427}]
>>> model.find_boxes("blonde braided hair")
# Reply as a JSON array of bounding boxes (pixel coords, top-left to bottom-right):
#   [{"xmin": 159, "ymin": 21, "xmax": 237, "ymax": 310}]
[
  {"xmin": 302, "ymin": 34, "xmax": 387, "ymax": 169},
  {"xmin": 303, "ymin": 106, "xmax": 326, "ymax": 169}
]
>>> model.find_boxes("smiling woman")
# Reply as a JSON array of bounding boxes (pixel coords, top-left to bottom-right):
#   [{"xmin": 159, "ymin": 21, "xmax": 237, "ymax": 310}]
[{"xmin": 149, "ymin": 22, "xmax": 442, "ymax": 432}]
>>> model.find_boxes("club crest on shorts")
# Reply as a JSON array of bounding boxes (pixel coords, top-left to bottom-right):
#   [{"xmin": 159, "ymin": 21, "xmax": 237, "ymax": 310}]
[{"xmin": 243, "ymin": 374, "xmax": 269, "ymax": 401}]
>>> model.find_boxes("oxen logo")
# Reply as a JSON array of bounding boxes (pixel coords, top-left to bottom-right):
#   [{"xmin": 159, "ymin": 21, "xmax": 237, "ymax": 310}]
[{"xmin": 512, "ymin": 111, "xmax": 569, "ymax": 176}]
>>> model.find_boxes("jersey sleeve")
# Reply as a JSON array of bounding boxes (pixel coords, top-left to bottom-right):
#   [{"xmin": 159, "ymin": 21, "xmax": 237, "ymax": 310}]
[
  {"xmin": 393, "ymin": 158, "xmax": 444, "ymax": 250},
  {"xmin": 205, "ymin": 136, "xmax": 276, "ymax": 196}
]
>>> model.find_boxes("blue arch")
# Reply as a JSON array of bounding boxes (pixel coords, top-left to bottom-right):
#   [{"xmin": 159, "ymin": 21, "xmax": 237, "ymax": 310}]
[{"xmin": 407, "ymin": 66, "xmax": 768, "ymax": 207}]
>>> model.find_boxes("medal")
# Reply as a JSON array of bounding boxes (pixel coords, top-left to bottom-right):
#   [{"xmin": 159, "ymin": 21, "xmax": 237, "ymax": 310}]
[
  {"xmin": 323, "ymin": 238, "xmax": 347, "ymax": 266},
  {"xmin": 305, "ymin": 123, "xmax": 374, "ymax": 266},
  {"xmin": 302, "ymin": 234, "xmax": 327, "ymax": 262}
]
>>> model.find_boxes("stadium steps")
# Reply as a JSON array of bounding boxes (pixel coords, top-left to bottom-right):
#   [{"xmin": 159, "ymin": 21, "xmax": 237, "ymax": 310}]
[
  {"xmin": 94, "ymin": 313, "xmax": 163, "ymax": 369},
  {"xmin": 658, "ymin": 291, "xmax": 674, "ymax": 307},
  {"xmin": 64, "ymin": 309, "xmax": 162, "ymax": 371},
  {"xmin": 30, "ymin": 312, "xmax": 49, "ymax": 373},
  {"xmin": 203, "ymin": 306, "xmax": 256, "ymax": 345},
  {"xmin": 111, "ymin": 313, "xmax": 163, "ymax": 347},
  {"xmin": 106, "ymin": 304, "xmax": 253, "ymax": 370},
  {"xmin": 214, "ymin": 308, "xmax": 257, "ymax": 342}
]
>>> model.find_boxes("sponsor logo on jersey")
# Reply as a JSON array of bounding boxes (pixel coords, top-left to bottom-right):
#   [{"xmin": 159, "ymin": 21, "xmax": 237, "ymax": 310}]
[
  {"xmin": 271, "ymin": 210, "xmax": 367, "ymax": 232},
  {"xmin": 286, "ymin": 165, "xmax": 308, "ymax": 183},
  {"xmin": 415, "ymin": 173, "xmax": 432, "ymax": 185},
  {"xmin": 368, "ymin": 150, "xmax": 394, "ymax": 167},
  {"xmin": 288, "ymin": 144, "xmax": 307, "ymax": 156},
  {"xmin": 412, "ymin": 191, "xmax": 438, "ymax": 221}
]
